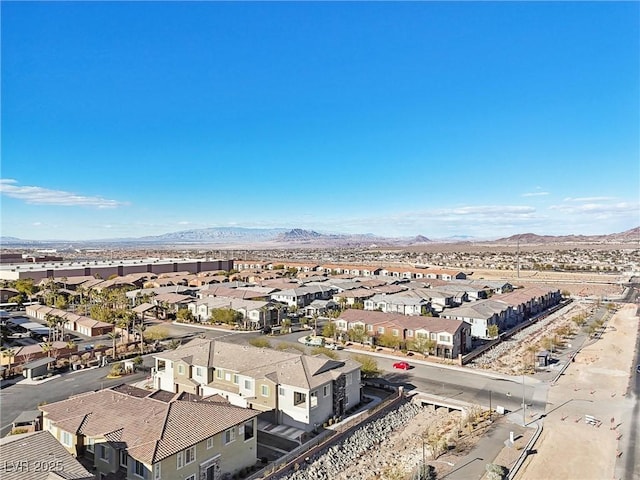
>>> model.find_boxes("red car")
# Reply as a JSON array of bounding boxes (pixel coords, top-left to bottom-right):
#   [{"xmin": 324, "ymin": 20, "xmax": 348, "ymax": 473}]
[{"xmin": 393, "ymin": 361, "xmax": 411, "ymax": 370}]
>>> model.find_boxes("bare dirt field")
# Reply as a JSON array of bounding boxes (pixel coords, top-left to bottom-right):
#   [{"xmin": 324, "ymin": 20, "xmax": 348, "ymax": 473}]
[
  {"xmin": 468, "ymin": 300, "xmax": 599, "ymax": 375},
  {"xmin": 516, "ymin": 304, "xmax": 639, "ymax": 480}
]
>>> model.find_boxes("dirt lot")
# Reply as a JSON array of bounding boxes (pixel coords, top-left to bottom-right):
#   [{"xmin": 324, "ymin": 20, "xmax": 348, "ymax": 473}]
[{"xmin": 516, "ymin": 304, "xmax": 639, "ymax": 480}]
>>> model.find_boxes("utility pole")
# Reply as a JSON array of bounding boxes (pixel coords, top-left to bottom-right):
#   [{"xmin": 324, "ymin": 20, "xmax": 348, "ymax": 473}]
[{"xmin": 516, "ymin": 236, "xmax": 521, "ymax": 278}]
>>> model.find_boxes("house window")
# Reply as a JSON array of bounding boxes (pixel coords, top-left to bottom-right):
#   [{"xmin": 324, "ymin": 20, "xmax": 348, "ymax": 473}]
[
  {"xmin": 184, "ymin": 446, "xmax": 195, "ymax": 465},
  {"xmin": 261, "ymin": 385, "xmax": 269, "ymax": 397},
  {"xmin": 323, "ymin": 385, "xmax": 330, "ymax": 397},
  {"xmin": 278, "ymin": 387, "xmax": 285, "ymax": 396},
  {"xmin": 86, "ymin": 437, "xmax": 94, "ymax": 453},
  {"xmin": 392, "ymin": 329, "xmax": 399, "ymax": 337},
  {"xmin": 406, "ymin": 330, "xmax": 414, "ymax": 338},
  {"xmin": 207, "ymin": 436, "xmax": 214, "ymax": 449},
  {"xmin": 377, "ymin": 327, "xmax": 384, "ymax": 334},
  {"xmin": 244, "ymin": 379, "xmax": 252, "ymax": 390},
  {"xmin": 233, "ymin": 374, "xmax": 239, "ymax": 384},
  {"xmin": 438, "ymin": 334, "xmax": 450, "ymax": 343},
  {"xmin": 366, "ymin": 325, "xmax": 373, "ymax": 332},
  {"xmin": 310, "ymin": 391, "xmax": 318, "ymax": 408},
  {"xmin": 195, "ymin": 367, "xmax": 202, "ymax": 377},
  {"xmin": 61, "ymin": 430, "xmax": 72, "ymax": 447},
  {"xmin": 134, "ymin": 460, "xmax": 145, "ymax": 478},
  {"xmin": 120, "ymin": 450, "xmax": 128, "ymax": 468},
  {"xmin": 244, "ymin": 419, "xmax": 254, "ymax": 441},
  {"xmin": 99, "ymin": 444, "xmax": 110, "ymax": 462},
  {"xmin": 224, "ymin": 428, "xmax": 236, "ymax": 445},
  {"xmin": 178, "ymin": 365, "xmax": 184, "ymax": 375},
  {"xmin": 216, "ymin": 368, "xmax": 223, "ymax": 379},
  {"xmin": 293, "ymin": 391, "xmax": 306, "ymax": 406},
  {"xmin": 177, "ymin": 451, "xmax": 183, "ymax": 469},
  {"xmin": 346, "ymin": 373, "xmax": 352, "ymax": 386},
  {"xmin": 153, "ymin": 463, "xmax": 161, "ymax": 480}
]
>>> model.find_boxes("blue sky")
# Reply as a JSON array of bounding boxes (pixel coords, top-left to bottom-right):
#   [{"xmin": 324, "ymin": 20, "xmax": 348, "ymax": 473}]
[{"xmin": 2, "ymin": 1, "xmax": 638, "ymax": 241}]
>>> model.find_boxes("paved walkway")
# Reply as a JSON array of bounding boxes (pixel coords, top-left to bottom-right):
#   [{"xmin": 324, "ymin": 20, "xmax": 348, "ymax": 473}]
[{"xmin": 443, "ymin": 416, "xmax": 530, "ymax": 480}]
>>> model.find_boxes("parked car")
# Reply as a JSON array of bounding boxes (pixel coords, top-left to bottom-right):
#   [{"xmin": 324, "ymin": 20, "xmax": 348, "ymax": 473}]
[
  {"xmin": 327, "ymin": 343, "xmax": 343, "ymax": 350},
  {"xmin": 393, "ymin": 361, "xmax": 411, "ymax": 370}
]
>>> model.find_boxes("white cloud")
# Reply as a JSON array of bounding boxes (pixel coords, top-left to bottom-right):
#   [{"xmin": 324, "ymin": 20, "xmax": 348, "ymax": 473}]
[
  {"xmin": 522, "ymin": 191, "xmax": 550, "ymax": 197},
  {"xmin": 0, "ymin": 179, "xmax": 127, "ymax": 208},
  {"xmin": 549, "ymin": 201, "xmax": 638, "ymax": 217},
  {"xmin": 563, "ymin": 196, "xmax": 616, "ymax": 202}
]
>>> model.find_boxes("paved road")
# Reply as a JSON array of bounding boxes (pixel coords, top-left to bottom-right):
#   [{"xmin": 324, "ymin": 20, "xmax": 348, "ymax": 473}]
[{"xmin": 0, "ymin": 359, "xmax": 150, "ymax": 437}]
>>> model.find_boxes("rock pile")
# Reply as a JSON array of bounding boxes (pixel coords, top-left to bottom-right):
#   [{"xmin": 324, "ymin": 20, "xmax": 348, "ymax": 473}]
[{"xmin": 276, "ymin": 401, "xmax": 424, "ymax": 480}]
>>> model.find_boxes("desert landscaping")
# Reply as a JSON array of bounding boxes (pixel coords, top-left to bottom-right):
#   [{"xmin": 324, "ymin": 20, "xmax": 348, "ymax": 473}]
[{"xmin": 516, "ymin": 303, "xmax": 639, "ymax": 480}]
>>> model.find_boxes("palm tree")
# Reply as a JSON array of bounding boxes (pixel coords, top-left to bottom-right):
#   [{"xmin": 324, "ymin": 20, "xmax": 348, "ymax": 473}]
[
  {"xmin": 1, "ymin": 347, "xmax": 16, "ymax": 378},
  {"xmin": 135, "ymin": 324, "xmax": 146, "ymax": 355},
  {"xmin": 45, "ymin": 314, "xmax": 58, "ymax": 342},
  {"xmin": 107, "ymin": 331, "xmax": 120, "ymax": 360}
]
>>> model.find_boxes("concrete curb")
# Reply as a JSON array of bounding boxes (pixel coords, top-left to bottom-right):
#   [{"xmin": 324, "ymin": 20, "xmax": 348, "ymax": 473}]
[
  {"xmin": 341, "ymin": 346, "xmax": 542, "ymax": 385},
  {"xmin": 507, "ymin": 421, "xmax": 543, "ymax": 480}
]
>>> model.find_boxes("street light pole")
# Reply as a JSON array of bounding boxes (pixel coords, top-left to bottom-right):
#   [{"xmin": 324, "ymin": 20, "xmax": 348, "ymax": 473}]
[
  {"xmin": 489, "ymin": 390, "xmax": 492, "ymax": 421},
  {"xmin": 422, "ymin": 439, "xmax": 426, "ymax": 480},
  {"xmin": 522, "ymin": 372, "xmax": 526, "ymax": 426}
]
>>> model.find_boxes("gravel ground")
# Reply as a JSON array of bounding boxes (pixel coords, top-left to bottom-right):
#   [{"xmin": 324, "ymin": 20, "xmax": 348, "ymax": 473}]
[
  {"xmin": 276, "ymin": 401, "xmax": 464, "ymax": 480},
  {"xmin": 468, "ymin": 301, "xmax": 597, "ymax": 375}
]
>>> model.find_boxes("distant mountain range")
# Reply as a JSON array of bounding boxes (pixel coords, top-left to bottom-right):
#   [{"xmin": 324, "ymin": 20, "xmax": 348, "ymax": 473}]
[
  {"xmin": 494, "ymin": 227, "xmax": 640, "ymax": 245},
  {"xmin": 0, "ymin": 226, "xmax": 638, "ymax": 249}
]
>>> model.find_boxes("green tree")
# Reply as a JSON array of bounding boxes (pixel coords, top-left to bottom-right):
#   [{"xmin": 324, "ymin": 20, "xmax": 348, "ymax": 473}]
[
  {"xmin": 176, "ymin": 309, "xmax": 195, "ymax": 323},
  {"xmin": 322, "ymin": 321, "xmax": 337, "ymax": 340},
  {"xmin": 351, "ymin": 354, "xmax": 380, "ymax": 378},
  {"xmin": 487, "ymin": 324, "xmax": 499, "ymax": 339},
  {"xmin": 1, "ymin": 347, "xmax": 16, "ymax": 378},
  {"xmin": 209, "ymin": 308, "xmax": 243, "ymax": 325},
  {"xmin": 376, "ymin": 332, "xmax": 402, "ymax": 350},
  {"xmin": 347, "ymin": 325, "xmax": 367, "ymax": 344},
  {"xmin": 409, "ymin": 336, "xmax": 434, "ymax": 357},
  {"xmin": 281, "ymin": 318, "xmax": 292, "ymax": 333}
]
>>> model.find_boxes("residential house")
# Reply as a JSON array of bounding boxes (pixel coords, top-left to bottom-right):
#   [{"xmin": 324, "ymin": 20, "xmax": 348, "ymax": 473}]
[
  {"xmin": 0, "ymin": 287, "xmax": 20, "ymax": 303},
  {"xmin": 363, "ymin": 292, "xmax": 430, "ymax": 316},
  {"xmin": 270, "ymin": 285, "xmax": 336, "ymax": 309},
  {"xmin": 0, "ymin": 431, "xmax": 95, "ymax": 480},
  {"xmin": 188, "ymin": 297, "xmax": 282, "ymax": 328},
  {"xmin": 40, "ymin": 385, "xmax": 259, "ymax": 480},
  {"xmin": 25, "ymin": 305, "xmax": 114, "ymax": 337},
  {"xmin": 439, "ymin": 299, "xmax": 515, "ymax": 338},
  {"xmin": 493, "ymin": 286, "xmax": 562, "ymax": 320},
  {"xmin": 153, "ymin": 339, "xmax": 361, "ymax": 432},
  {"xmin": 335, "ymin": 309, "xmax": 472, "ymax": 359}
]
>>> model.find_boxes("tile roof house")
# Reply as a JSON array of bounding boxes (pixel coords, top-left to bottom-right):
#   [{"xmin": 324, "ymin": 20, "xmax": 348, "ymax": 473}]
[
  {"xmin": 0, "ymin": 430, "xmax": 95, "ymax": 480},
  {"xmin": 187, "ymin": 297, "xmax": 282, "ymax": 328},
  {"xmin": 26, "ymin": 305, "xmax": 114, "ymax": 337},
  {"xmin": 153, "ymin": 339, "xmax": 361, "ymax": 432},
  {"xmin": 39, "ymin": 385, "xmax": 259, "ymax": 480},
  {"xmin": 335, "ymin": 309, "xmax": 472, "ymax": 359},
  {"xmin": 439, "ymin": 299, "xmax": 515, "ymax": 338}
]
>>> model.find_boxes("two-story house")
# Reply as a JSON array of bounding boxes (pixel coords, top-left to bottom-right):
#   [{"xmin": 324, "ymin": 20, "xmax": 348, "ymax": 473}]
[
  {"xmin": 40, "ymin": 385, "xmax": 259, "ymax": 480},
  {"xmin": 153, "ymin": 339, "xmax": 361, "ymax": 432},
  {"xmin": 335, "ymin": 309, "xmax": 472, "ymax": 359}
]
